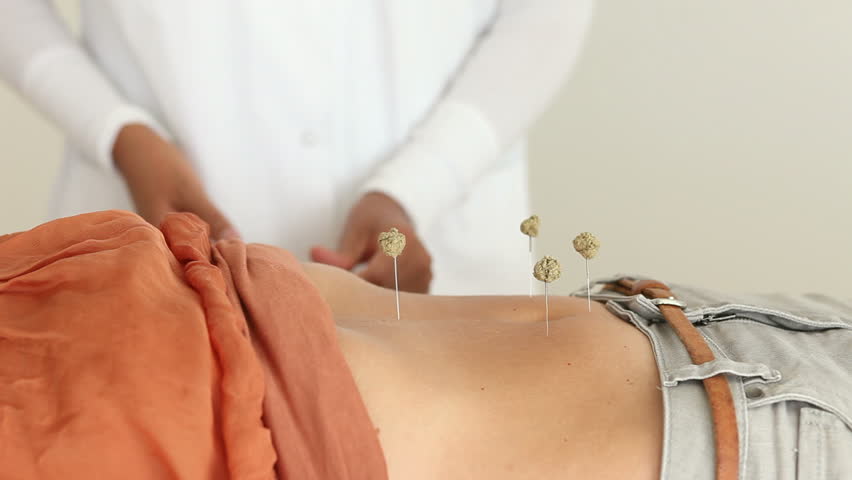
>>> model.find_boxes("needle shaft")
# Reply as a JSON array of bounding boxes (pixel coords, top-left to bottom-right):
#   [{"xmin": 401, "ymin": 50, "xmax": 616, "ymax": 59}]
[
  {"xmin": 528, "ymin": 236, "xmax": 533, "ymax": 297},
  {"xmin": 394, "ymin": 257, "xmax": 400, "ymax": 321},
  {"xmin": 545, "ymin": 282, "xmax": 550, "ymax": 336},
  {"xmin": 586, "ymin": 258, "xmax": 591, "ymax": 312}
]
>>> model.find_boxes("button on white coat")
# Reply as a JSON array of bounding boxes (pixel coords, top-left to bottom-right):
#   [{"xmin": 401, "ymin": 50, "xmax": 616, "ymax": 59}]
[{"xmin": 300, "ymin": 130, "xmax": 318, "ymax": 148}]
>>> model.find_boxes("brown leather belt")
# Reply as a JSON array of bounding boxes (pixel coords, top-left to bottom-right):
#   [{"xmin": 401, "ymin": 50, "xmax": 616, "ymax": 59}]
[{"xmin": 602, "ymin": 278, "xmax": 739, "ymax": 480}]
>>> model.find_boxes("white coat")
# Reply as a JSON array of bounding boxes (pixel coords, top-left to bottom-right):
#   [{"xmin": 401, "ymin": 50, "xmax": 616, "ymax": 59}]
[{"xmin": 0, "ymin": 0, "xmax": 593, "ymax": 294}]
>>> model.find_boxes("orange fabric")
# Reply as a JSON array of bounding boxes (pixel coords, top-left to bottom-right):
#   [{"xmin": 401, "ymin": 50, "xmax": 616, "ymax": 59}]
[
  {"xmin": 211, "ymin": 226, "xmax": 388, "ymax": 480},
  {"xmin": 0, "ymin": 211, "xmax": 387, "ymax": 479}
]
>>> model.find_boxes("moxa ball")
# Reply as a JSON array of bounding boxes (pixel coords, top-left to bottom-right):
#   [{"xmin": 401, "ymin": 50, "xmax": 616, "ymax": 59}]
[
  {"xmin": 534, "ymin": 256, "xmax": 561, "ymax": 283},
  {"xmin": 520, "ymin": 215, "xmax": 540, "ymax": 237},
  {"xmin": 378, "ymin": 228, "xmax": 406, "ymax": 258},
  {"xmin": 573, "ymin": 232, "xmax": 600, "ymax": 260}
]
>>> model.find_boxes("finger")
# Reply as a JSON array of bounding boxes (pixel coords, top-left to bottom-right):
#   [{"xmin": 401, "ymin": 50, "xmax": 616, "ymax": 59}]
[
  {"xmin": 337, "ymin": 224, "xmax": 374, "ymax": 266},
  {"xmin": 387, "ymin": 243, "xmax": 432, "ymax": 293},
  {"xmin": 310, "ymin": 245, "xmax": 357, "ymax": 269},
  {"xmin": 359, "ymin": 253, "xmax": 397, "ymax": 289},
  {"xmin": 396, "ymin": 255, "xmax": 432, "ymax": 293},
  {"xmin": 136, "ymin": 201, "xmax": 172, "ymax": 229},
  {"xmin": 194, "ymin": 199, "xmax": 241, "ymax": 241},
  {"xmin": 318, "ymin": 223, "xmax": 374, "ymax": 271}
]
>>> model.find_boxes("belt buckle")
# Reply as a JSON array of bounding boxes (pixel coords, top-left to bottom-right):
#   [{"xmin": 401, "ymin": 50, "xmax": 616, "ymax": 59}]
[{"xmin": 650, "ymin": 297, "xmax": 687, "ymax": 309}]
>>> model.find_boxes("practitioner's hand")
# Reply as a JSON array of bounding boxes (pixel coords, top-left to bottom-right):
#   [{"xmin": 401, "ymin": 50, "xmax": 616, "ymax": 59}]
[
  {"xmin": 310, "ymin": 192, "xmax": 433, "ymax": 293},
  {"xmin": 112, "ymin": 124, "xmax": 241, "ymax": 241}
]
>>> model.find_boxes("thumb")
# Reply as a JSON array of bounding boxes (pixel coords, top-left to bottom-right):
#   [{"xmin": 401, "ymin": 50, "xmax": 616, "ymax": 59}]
[
  {"xmin": 136, "ymin": 200, "xmax": 172, "ymax": 230},
  {"xmin": 310, "ymin": 246, "xmax": 357, "ymax": 269},
  {"xmin": 196, "ymin": 200, "xmax": 241, "ymax": 241},
  {"xmin": 310, "ymin": 226, "xmax": 371, "ymax": 270}
]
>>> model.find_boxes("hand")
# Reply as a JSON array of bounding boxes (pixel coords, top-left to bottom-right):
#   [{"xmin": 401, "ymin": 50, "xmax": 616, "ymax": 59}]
[
  {"xmin": 310, "ymin": 192, "xmax": 433, "ymax": 293},
  {"xmin": 112, "ymin": 124, "xmax": 240, "ymax": 241}
]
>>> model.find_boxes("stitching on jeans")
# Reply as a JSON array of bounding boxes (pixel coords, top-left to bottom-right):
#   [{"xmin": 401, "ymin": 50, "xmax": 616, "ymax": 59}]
[
  {"xmin": 751, "ymin": 394, "xmax": 852, "ymax": 430},
  {"xmin": 702, "ymin": 334, "xmax": 730, "ymax": 361},
  {"xmin": 696, "ymin": 304, "xmax": 850, "ymax": 329},
  {"xmin": 730, "ymin": 374, "xmax": 748, "ymax": 480},
  {"xmin": 817, "ymin": 417, "xmax": 824, "ymax": 480},
  {"xmin": 803, "ymin": 408, "xmax": 845, "ymax": 430}
]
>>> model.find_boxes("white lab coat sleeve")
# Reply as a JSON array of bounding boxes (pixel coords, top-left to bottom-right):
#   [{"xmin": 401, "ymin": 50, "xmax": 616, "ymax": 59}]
[
  {"xmin": 358, "ymin": 0, "xmax": 594, "ymax": 231},
  {"xmin": 0, "ymin": 0, "xmax": 167, "ymax": 170}
]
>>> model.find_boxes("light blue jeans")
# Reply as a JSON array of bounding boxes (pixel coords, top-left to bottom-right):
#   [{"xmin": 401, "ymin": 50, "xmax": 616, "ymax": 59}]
[{"xmin": 573, "ymin": 276, "xmax": 852, "ymax": 480}]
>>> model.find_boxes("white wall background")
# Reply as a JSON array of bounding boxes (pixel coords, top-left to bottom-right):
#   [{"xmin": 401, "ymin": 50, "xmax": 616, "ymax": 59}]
[{"xmin": 2, "ymin": 1, "xmax": 850, "ymax": 296}]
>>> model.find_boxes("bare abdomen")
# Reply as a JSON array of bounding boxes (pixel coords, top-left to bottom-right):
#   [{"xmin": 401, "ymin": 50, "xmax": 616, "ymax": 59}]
[{"xmin": 339, "ymin": 297, "xmax": 663, "ymax": 479}]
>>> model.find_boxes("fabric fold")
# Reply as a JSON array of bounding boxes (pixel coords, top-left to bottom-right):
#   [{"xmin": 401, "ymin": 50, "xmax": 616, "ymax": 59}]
[
  {"xmin": 0, "ymin": 210, "xmax": 386, "ymax": 479},
  {"xmin": 211, "ymin": 226, "xmax": 388, "ymax": 480}
]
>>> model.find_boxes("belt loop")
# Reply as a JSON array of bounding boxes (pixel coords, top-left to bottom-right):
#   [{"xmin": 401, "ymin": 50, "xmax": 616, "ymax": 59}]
[{"xmin": 601, "ymin": 276, "xmax": 740, "ymax": 480}]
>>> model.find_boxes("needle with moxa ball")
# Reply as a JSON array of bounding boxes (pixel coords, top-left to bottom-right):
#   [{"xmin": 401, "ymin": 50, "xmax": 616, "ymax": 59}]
[
  {"xmin": 520, "ymin": 215, "xmax": 540, "ymax": 297},
  {"xmin": 534, "ymin": 255, "xmax": 561, "ymax": 336},
  {"xmin": 572, "ymin": 232, "xmax": 600, "ymax": 312},
  {"xmin": 378, "ymin": 227, "xmax": 406, "ymax": 321}
]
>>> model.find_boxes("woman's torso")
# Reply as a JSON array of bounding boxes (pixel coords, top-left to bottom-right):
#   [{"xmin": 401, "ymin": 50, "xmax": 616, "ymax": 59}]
[
  {"xmin": 330, "ymin": 286, "xmax": 664, "ymax": 479},
  {"xmin": 53, "ymin": 1, "xmax": 530, "ymax": 294}
]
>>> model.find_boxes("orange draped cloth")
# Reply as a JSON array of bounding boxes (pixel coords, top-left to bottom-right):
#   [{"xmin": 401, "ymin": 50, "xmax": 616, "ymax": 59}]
[{"xmin": 0, "ymin": 211, "xmax": 387, "ymax": 479}]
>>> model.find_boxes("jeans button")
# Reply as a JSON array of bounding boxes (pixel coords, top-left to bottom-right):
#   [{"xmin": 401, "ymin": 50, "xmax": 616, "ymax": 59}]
[{"xmin": 745, "ymin": 385, "xmax": 765, "ymax": 399}]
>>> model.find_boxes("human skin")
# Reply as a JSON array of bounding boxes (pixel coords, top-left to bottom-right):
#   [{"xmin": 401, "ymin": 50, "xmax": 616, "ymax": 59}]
[
  {"xmin": 302, "ymin": 263, "xmax": 664, "ymax": 480},
  {"xmin": 112, "ymin": 124, "xmax": 241, "ymax": 241},
  {"xmin": 310, "ymin": 192, "xmax": 433, "ymax": 293},
  {"xmin": 113, "ymin": 124, "xmax": 433, "ymax": 291}
]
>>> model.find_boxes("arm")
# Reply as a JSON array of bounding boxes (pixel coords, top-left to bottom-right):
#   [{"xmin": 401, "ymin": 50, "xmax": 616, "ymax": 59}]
[
  {"xmin": 0, "ymin": 1, "xmax": 238, "ymax": 239},
  {"xmin": 0, "ymin": 0, "xmax": 165, "ymax": 169},
  {"xmin": 313, "ymin": 0, "xmax": 594, "ymax": 290},
  {"xmin": 358, "ymin": 0, "xmax": 595, "ymax": 231}
]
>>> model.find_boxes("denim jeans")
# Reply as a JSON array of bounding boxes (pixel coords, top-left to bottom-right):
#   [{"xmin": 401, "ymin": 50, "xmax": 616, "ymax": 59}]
[{"xmin": 574, "ymin": 275, "xmax": 852, "ymax": 479}]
